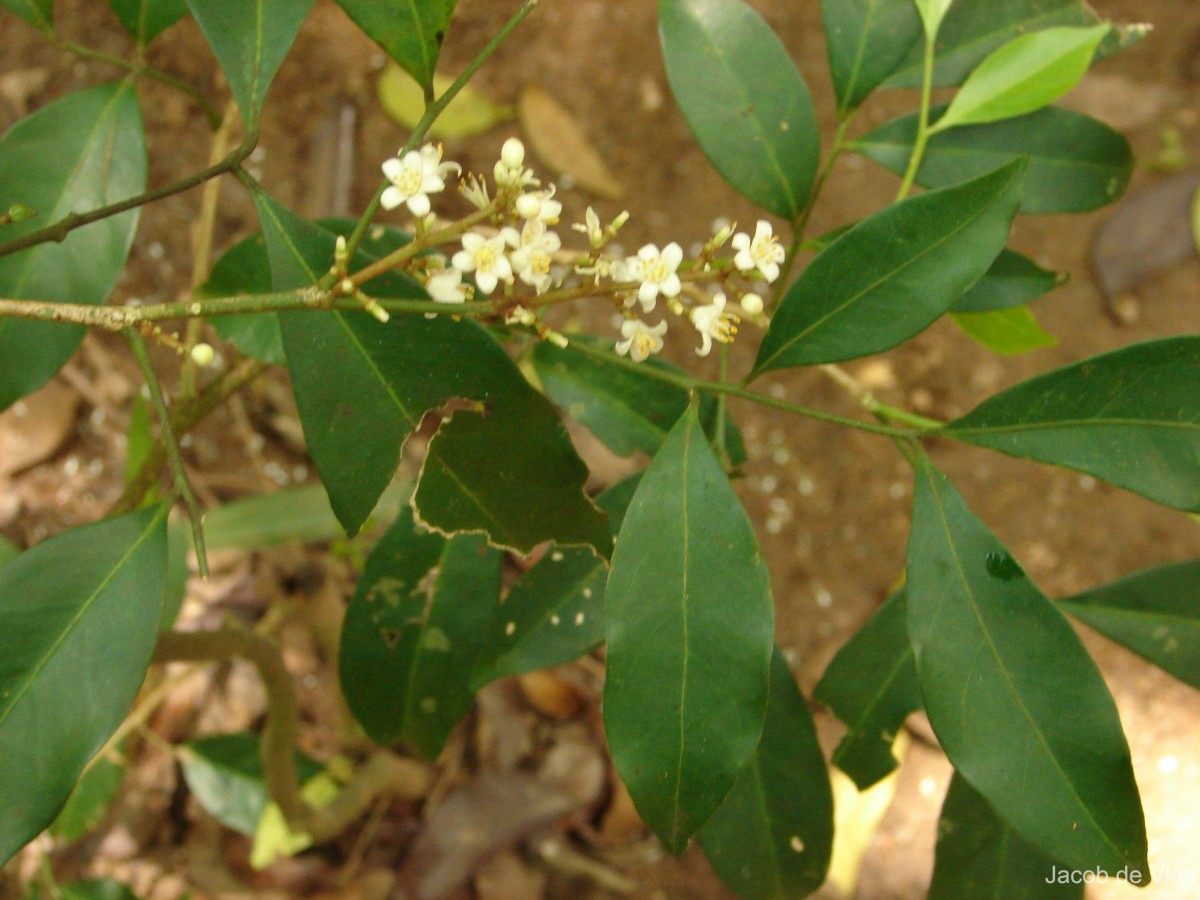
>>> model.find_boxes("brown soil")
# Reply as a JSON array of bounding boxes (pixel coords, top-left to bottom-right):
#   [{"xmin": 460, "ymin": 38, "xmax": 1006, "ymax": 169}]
[{"xmin": 3, "ymin": 1, "xmax": 1200, "ymax": 897}]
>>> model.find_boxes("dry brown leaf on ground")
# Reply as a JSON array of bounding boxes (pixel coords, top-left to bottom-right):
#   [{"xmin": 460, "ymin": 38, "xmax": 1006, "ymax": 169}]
[
  {"xmin": 519, "ymin": 84, "xmax": 625, "ymax": 200},
  {"xmin": 0, "ymin": 379, "xmax": 79, "ymax": 477}
]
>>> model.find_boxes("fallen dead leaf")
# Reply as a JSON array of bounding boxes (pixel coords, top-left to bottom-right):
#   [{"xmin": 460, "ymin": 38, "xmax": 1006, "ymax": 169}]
[
  {"xmin": 517, "ymin": 669, "xmax": 583, "ymax": 720},
  {"xmin": 519, "ymin": 84, "xmax": 625, "ymax": 200},
  {"xmin": 0, "ymin": 380, "xmax": 79, "ymax": 477}
]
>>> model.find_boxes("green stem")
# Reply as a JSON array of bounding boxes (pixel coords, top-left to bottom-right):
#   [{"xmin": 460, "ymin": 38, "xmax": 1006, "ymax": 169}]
[
  {"xmin": 713, "ymin": 343, "xmax": 731, "ymax": 468},
  {"xmin": 342, "ymin": 0, "xmax": 542, "ymax": 262},
  {"xmin": 895, "ymin": 28, "xmax": 938, "ymax": 202},
  {"xmin": 126, "ymin": 329, "xmax": 209, "ymax": 578},
  {"xmin": 0, "ymin": 129, "xmax": 258, "ymax": 259},
  {"xmin": 56, "ymin": 38, "xmax": 221, "ymax": 129},
  {"xmin": 567, "ymin": 339, "xmax": 915, "ymax": 439}
]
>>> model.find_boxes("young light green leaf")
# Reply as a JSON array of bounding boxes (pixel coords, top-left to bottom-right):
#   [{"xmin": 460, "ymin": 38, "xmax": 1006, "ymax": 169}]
[
  {"xmin": 942, "ymin": 336, "xmax": 1200, "ymax": 512},
  {"xmin": 854, "ymin": 105, "xmax": 1133, "ymax": 214},
  {"xmin": 336, "ymin": 0, "xmax": 456, "ymax": 90},
  {"xmin": 1059, "ymin": 559, "xmax": 1200, "ymax": 690},
  {"xmin": 813, "ymin": 590, "xmax": 921, "ymax": 790},
  {"xmin": 605, "ymin": 404, "xmax": 774, "ymax": 854},
  {"xmin": 929, "ymin": 773, "xmax": 1085, "ymax": 899},
  {"xmin": 953, "ymin": 249, "xmax": 1064, "ymax": 312},
  {"xmin": 0, "ymin": 0, "xmax": 51, "ymax": 30},
  {"xmin": 378, "ymin": 67, "xmax": 513, "ymax": 139},
  {"xmin": 49, "ymin": 752, "xmax": 125, "ymax": 841},
  {"xmin": 184, "ymin": 0, "xmax": 316, "ymax": 125},
  {"xmin": 886, "ymin": 0, "xmax": 1105, "ymax": 88},
  {"xmin": 107, "ymin": 0, "xmax": 189, "ymax": 44},
  {"xmin": 951, "ymin": 306, "xmax": 1057, "ymax": 355},
  {"xmin": 658, "ymin": 0, "xmax": 819, "ymax": 219},
  {"xmin": 255, "ymin": 197, "xmax": 609, "ymax": 553},
  {"xmin": 698, "ymin": 647, "xmax": 833, "ymax": 900},
  {"xmin": 471, "ymin": 476, "xmax": 640, "ymax": 690},
  {"xmin": 0, "ymin": 507, "xmax": 168, "ymax": 866},
  {"xmin": 340, "ymin": 509, "xmax": 501, "ymax": 759},
  {"xmin": 752, "ymin": 160, "xmax": 1025, "ymax": 374},
  {"xmin": 932, "ymin": 25, "xmax": 1109, "ymax": 132},
  {"xmin": 180, "ymin": 732, "xmax": 322, "ymax": 835},
  {"xmin": 0, "ymin": 83, "xmax": 146, "ymax": 412},
  {"xmin": 907, "ymin": 458, "xmax": 1147, "ymax": 876},
  {"xmin": 913, "ymin": 0, "xmax": 953, "ymax": 38},
  {"xmin": 531, "ymin": 338, "xmax": 745, "ymax": 465},
  {"xmin": 821, "ymin": 0, "xmax": 922, "ymax": 113}
]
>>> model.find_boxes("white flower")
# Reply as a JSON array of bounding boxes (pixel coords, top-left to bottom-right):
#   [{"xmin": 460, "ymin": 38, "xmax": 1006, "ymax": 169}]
[
  {"xmin": 426, "ymin": 267, "xmax": 468, "ymax": 305},
  {"xmin": 459, "ymin": 173, "xmax": 491, "ymax": 210},
  {"xmin": 573, "ymin": 207, "xmax": 604, "ymax": 245},
  {"xmin": 451, "ymin": 232, "xmax": 512, "ymax": 295},
  {"xmin": 515, "ymin": 184, "xmax": 562, "ymax": 223},
  {"xmin": 615, "ymin": 318, "xmax": 668, "ymax": 362},
  {"xmin": 380, "ymin": 144, "xmax": 461, "ymax": 217},
  {"xmin": 690, "ymin": 293, "xmax": 739, "ymax": 357},
  {"xmin": 628, "ymin": 242, "xmax": 683, "ymax": 312},
  {"xmin": 507, "ymin": 219, "xmax": 562, "ymax": 294},
  {"xmin": 740, "ymin": 292, "xmax": 764, "ymax": 315},
  {"xmin": 731, "ymin": 220, "xmax": 785, "ymax": 283}
]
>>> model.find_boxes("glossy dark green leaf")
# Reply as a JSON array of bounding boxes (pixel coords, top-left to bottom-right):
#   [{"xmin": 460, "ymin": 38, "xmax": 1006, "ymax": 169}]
[
  {"xmin": 953, "ymin": 249, "xmax": 1063, "ymax": 312},
  {"xmin": 943, "ymin": 336, "xmax": 1200, "ymax": 512},
  {"xmin": 0, "ymin": 0, "xmax": 51, "ymax": 29},
  {"xmin": 952, "ymin": 306, "xmax": 1057, "ymax": 355},
  {"xmin": 184, "ymin": 0, "xmax": 315, "ymax": 125},
  {"xmin": 0, "ymin": 507, "xmax": 168, "ymax": 866},
  {"xmin": 698, "ymin": 647, "xmax": 833, "ymax": 900},
  {"xmin": 49, "ymin": 752, "xmax": 125, "ymax": 841},
  {"xmin": 60, "ymin": 881, "xmax": 139, "ymax": 900},
  {"xmin": 753, "ymin": 160, "xmax": 1025, "ymax": 374},
  {"xmin": 813, "ymin": 590, "xmax": 920, "ymax": 790},
  {"xmin": 336, "ymin": 0, "xmax": 456, "ymax": 90},
  {"xmin": 659, "ymin": 0, "xmax": 819, "ymax": 219},
  {"xmin": 471, "ymin": 476, "xmax": 640, "ymax": 689},
  {"xmin": 340, "ymin": 508, "xmax": 501, "ymax": 759},
  {"xmin": 855, "ymin": 105, "xmax": 1132, "ymax": 214},
  {"xmin": 0, "ymin": 83, "xmax": 146, "ymax": 412},
  {"xmin": 200, "ymin": 232, "xmax": 284, "ymax": 365},
  {"xmin": 822, "ymin": 0, "xmax": 921, "ymax": 113},
  {"xmin": 1059, "ymin": 559, "xmax": 1200, "ymax": 690},
  {"xmin": 605, "ymin": 404, "xmax": 774, "ymax": 853},
  {"xmin": 930, "ymin": 773, "xmax": 1085, "ymax": 899},
  {"xmin": 531, "ymin": 338, "xmax": 745, "ymax": 465},
  {"xmin": 885, "ymin": 0, "xmax": 1104, "ymax": 88},
  {"xmin": 108, "ymin": 0, "xmax": 189, "ymax": 44},
  {"xmin": 0, "ymin": 534, "xmax": 17, "ymax": 569},
  {"xmin": 255, "ymin": 196, "xmax": 609, "ymax": 552},
  {"xmin": 907, "ymin": 458, "xmax": 1147, "ymax": 876},
  {"xmin": 180, "ymin": 732, "xmax": 323, "ymax": 835}
]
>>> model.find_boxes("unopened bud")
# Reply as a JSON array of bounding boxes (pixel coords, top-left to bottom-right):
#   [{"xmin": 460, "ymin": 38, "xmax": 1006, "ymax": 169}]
[
  {"xmin": 515, "ymin": 192, "xmax": 542, "ymax": 220},
  {"xmin": 5, "ymin": 203, "xmax": 35, "ymax": 224},
  {"xmin": 500, "ymin": 137, "xmax": 526, "ymax": 170},
  {"xmin": 190, "ymin": 342, "xmax": 216, "ymax": 366},
  {"xmin": 740, "ymin": 292, "xmax": 764, "ymax": 316}
]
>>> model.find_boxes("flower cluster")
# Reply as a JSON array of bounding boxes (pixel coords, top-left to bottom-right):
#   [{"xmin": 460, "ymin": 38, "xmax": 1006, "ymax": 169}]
[{"xmin": 375, "ymin": 138, "xmax": 785, "ymax": 362}]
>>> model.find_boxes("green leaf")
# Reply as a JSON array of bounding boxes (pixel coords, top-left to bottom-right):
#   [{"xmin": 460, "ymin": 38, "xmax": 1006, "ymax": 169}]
[
  {"xmin": 201, "ymin": 232, "xmax": 284, "ymax": 365},
  {"xmin": 1059, "ymin": 559, "xmax": 1200, "ymax": 690},
  {"xmin": 604, "ymin": 404, "xmax": 774, "ymax": 853},
  {"xmin": 107, "ymin": 0, "xmax": 188, "ymax": 44},
  {"xmin": 0, "ymin": 507, "xmax": 168, "ymax": 866},
  {"xmin": 658, "ymin": 0, "xmax": 819, "ymax": 219},
  {"xmin": 60, "ymin": 881, "xmax": 139, "ymax": 900},
  {"xmin": 0, "ymin": 0, "xmax": 51, "ymax": 30},
  {"xmin": 813, "ymin": 590, "xmax": 920, "ymax": 790},
  {"xmin": 180, "ymin": 732, "xmax": 323, "ymax": 835},
  {"xmin": 0, "ymin": 83, "xmax": 146, "ymax": 412},
  {"xmin": 340, "ymin": 508, "xmax": 501, "ymax": 759},
  {"xmin": 929, "ymin": 773, "xmax": 1085, "ymax": 899},
  {"xmin": 49, "ymin": 752, "xmax": 125, "ymax": 841},
  {"xmin": 159, "ymin": 519, "xmax": 189, "ymax": 632},
  {"xmin": 337, "ymin": 0, "xmax": 456, "ymax": 90},
  {"xmin": 855, "ymin": 106, "xmax": 1133, "ymax": 214},
  {"xmin": 953, "ymin": 249, "xmax": 1063, "ymax": 312},
  {"xmin": 753, "ymin": 160, "xmax": 1025, "ymax": 374},
  {"xmin": 907, "ymin": 458, "xmax": 1147, "ymax": 876},
  {"xmin": 886, "ymin": 0, "xmax": 1105, "ymax": 88},
  {"xmin": 255, "ymin": 196, "xmax": 609, "ymax": 553},
  {"xmin": 698, "ymin": 647, "xmax": 833, "ymax": 900},
  {"xmin": 531, "ymin": 338, "xmax": 745, "ymax": 465},
  {"xmin": 471, "ymin": 476, "xmax": 640, "ymax": 689},
  {"xmin": 0, "ymin": 533, "xmax": 18, "ymax": 569},
  {"xmin": 952, "ymin": 306, "xmax": 1057, "ymax": 355},
  {"xmin": 184, "ymin": 0, "xmax": 315, "ymax": 125},
  {"xmin": 822, "ymin": 0, "xmax": 922, "ymax": 113},
  {"xmin": 933, "ymin": 25, "xmax": 1109, "ymax": 132},
  {"xmin": 942, "ymin": 336, "xmax": 1200, "ymax": 512}
]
